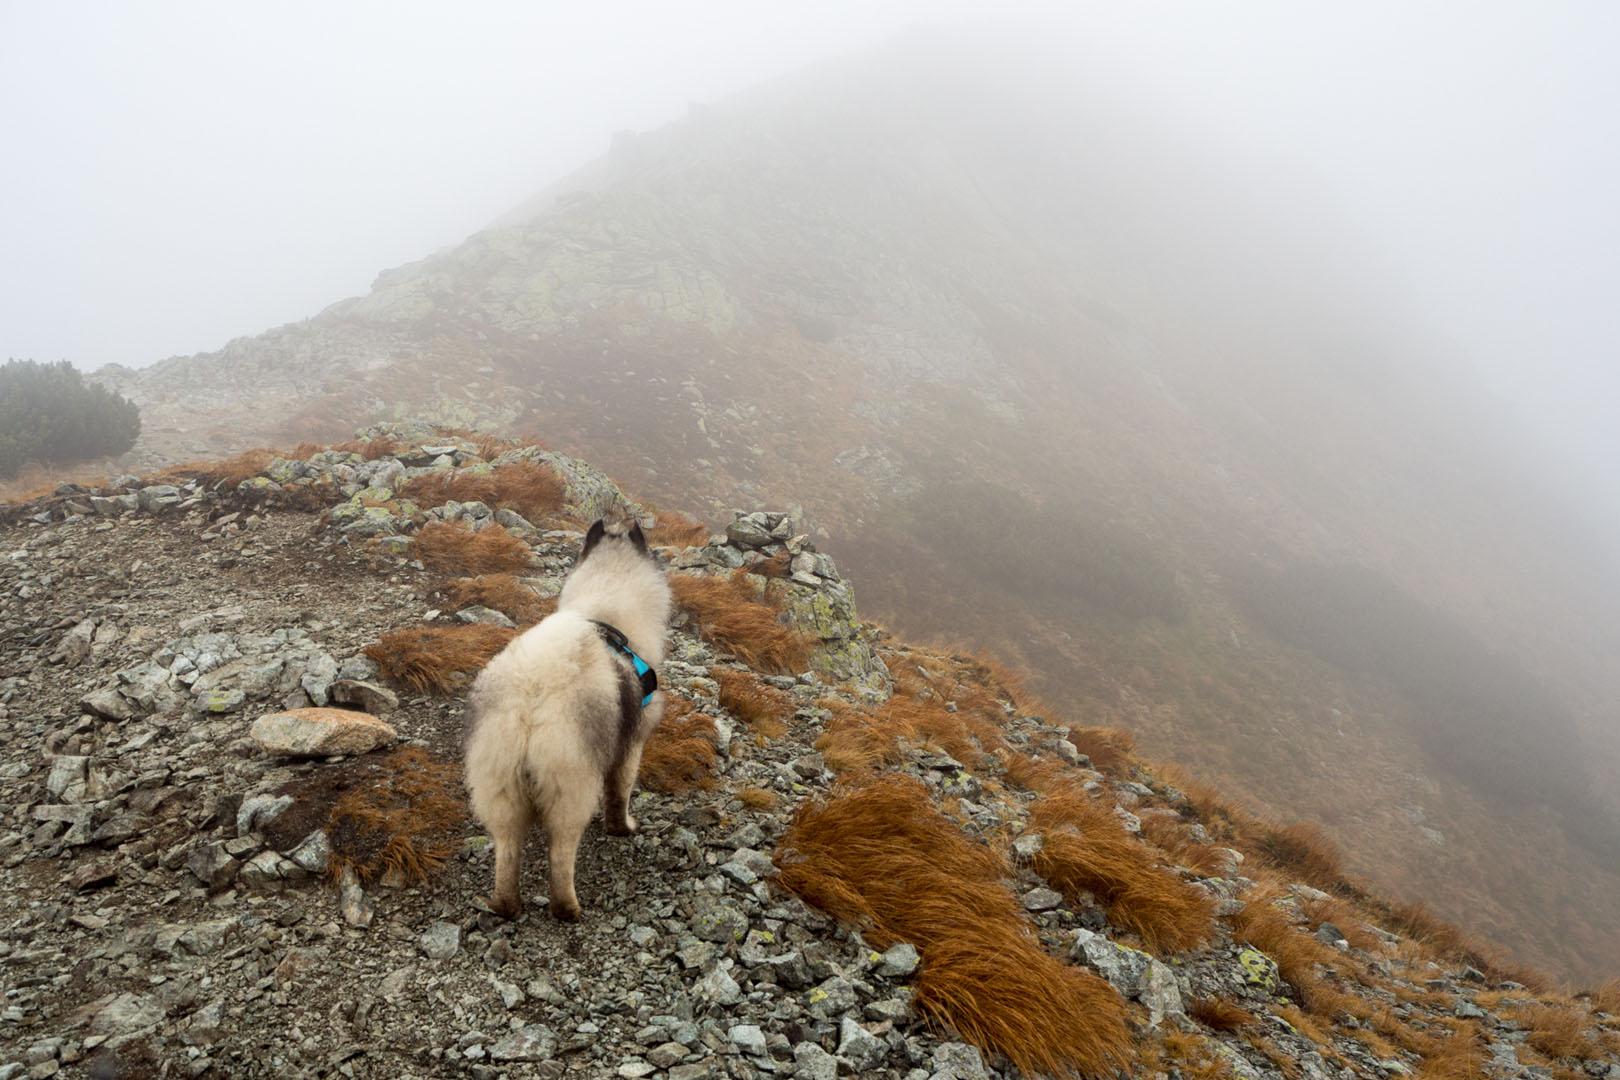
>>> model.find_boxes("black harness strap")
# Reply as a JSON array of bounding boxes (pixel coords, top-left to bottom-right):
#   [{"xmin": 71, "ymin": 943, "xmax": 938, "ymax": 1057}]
[{"xmin": 592, "ymin": 620, "xmax": 658, "ymax": 705}]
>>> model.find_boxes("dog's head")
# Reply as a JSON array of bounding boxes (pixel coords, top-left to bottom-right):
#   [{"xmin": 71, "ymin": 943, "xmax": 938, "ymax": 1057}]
[{"xmin": 580, "ymin": 518, "xmax": 649, "ymax": 563}]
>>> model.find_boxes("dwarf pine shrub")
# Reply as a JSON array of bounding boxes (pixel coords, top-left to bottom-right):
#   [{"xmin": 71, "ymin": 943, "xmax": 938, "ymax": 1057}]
[{"xmin": 0, "ymin": 359, "xmax": 141, "ymax": 478}]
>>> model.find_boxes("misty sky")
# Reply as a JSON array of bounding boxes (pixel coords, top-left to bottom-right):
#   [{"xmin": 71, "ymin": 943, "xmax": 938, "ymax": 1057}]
[{"xmin": 2, "ymin": 2, "xmax": 1617, "ymax": 514}]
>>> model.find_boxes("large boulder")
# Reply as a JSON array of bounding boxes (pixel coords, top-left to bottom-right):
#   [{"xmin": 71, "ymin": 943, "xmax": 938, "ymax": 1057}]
[{"xmin": 249, "ymin": 707, "xmax": 397, "ymax": 757}]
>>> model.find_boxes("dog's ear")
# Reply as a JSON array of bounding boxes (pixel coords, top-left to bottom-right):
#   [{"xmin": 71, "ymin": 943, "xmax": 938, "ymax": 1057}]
[
  {"xmin": 627, "ymin": 521, "xmax": 648, "ymax": 554},
  {"xmin": 582, "ymin": 519, "xmax": 607, "ymax": 559}
]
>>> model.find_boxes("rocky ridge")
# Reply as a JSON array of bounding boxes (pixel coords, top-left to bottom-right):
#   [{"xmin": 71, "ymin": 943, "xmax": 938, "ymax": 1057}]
[{"xmin": 0, "ymin": 425, "xmax": 1615, "ymax": 1079}]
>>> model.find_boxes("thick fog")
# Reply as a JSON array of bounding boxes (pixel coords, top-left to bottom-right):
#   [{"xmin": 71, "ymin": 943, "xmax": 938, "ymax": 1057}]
[{"xmin": 2, "ymin": 2, "xmax": 1616, "ymax": 520}]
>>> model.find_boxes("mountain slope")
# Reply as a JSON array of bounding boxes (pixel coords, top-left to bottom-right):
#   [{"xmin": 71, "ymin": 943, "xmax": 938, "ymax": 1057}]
[
  {"xmin": 92, "ymin": 31, "xmax": 1620, "ymax": 981},
  {"xmin": 2, "ymin": 429, "xmax": 1616, "ymax": 1078}
]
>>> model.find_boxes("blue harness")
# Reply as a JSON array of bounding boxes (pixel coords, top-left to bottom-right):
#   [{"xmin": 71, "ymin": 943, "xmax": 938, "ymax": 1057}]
[{"xmin": 592, "ymin": 620, "xmax": 657, "ymax": 706}]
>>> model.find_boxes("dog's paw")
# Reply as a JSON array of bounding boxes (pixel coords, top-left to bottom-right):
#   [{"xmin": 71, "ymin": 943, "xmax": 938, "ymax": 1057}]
[
  {"xmin": 548, "ymin": 896, "xmax": 582, "ymax": 921},
  {"xmin": 486, "ymin": 893, "xmax": 522, "ymax": 920},
  {"xmin": 605, "ymin": 814, "xmax": 638, "ymax": 837}
]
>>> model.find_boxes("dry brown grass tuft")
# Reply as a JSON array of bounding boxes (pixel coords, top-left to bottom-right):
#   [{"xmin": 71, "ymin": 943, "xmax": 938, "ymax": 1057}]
[
  {"xmin": 1594, "ymin": 978, "xmax": 1620, "ymax": 1016},
  {"xmin": 734, "ymin": 787, "xmax": 780, "ymax": 810},
  {"xmin": 775, "ymin": 775, "xmax": 1131, "ymax": 1078},
  {"xmin": 1067, "ymin": 726, "xmax": 1136, "ymax": 775},
  {"xmin": 321, "ymin": 747, "xmax": 469, "ymax": 886},
  {"xmin": 1374, "ymin": 898, "xmax": 1550, "ymax": 990},
  {"xmin": 488, "ymin": 460, "xmax": 566, "ymax": 521},
  {"xmin": 646, "ymin": 511, "xmax": 712, "ymax": 549},
  {"xmin": 1296, "ymin": 893, "xmax": 1382, "ymax": 953},
  {"xmin": 714, "ymin": 667, "xmax": 792, "ymax": 740},
  {"xmin": 1415, "ymin": 1023, "xmax": 1487, "ymax": 1080},
  {"xmin": 1189, "ymin": 997, "xmax": 1257, "ymax": 1032},
  {"xmin": 161, "ymin": 449, "xmax": 275, "ymax": 489},
  {"xmin": 400, "ymin": 469, "xmax": 497, "ymax": 508},
  {"xmin": 330, "ymin": 435, "xmax": 401, "ymax": 461},
  {"xmin": 411, "ymin": 521, "xmax": 533, "ymax": 576},
  {"xmin": 744, "ymin": 552, "xmax": 794, "ymax": 579},
  {"xmin": 435, "ymin": 574, "xmax": 557, "ymax": 627},
  {"xmin": 364, "ymin": 624, "xmax": 518, "ymax": 695},
  {"xmin": 671, "ymin": 572, "xmax": 814, "ymax": 674},
  {"xmin": 639, "ymin": 698, "xmax": 720, "ymax": 793},
  {"xmin": 1148, "ymin": 1029, "xmax": 1234, "ymax": 1080},
  {"xmin": 1522, "ymin": 1004, "xmax": 1598, "ymax": 1061},
  {"xmin": 1029, "ymin": 786, "xmax": 1215, "ymax": 955},
  {"xmin": 401, "ymin": 461, "xmax": 564, "ymax": 523},
  {"xmin": 1255, "ymin": 821, "xmax": 1348, "ymax": 891},
  {"xmin": 1229, "ymin": 883, "xmax": 1343, "ymax": 1015},
  {"xmin": 1138, "ymin": 812, "xmax": 1238, "ymax": 878}
]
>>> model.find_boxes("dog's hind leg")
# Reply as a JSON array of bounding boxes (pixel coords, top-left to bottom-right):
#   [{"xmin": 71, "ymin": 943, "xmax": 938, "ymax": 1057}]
[
  {"xmin": 483, "ymin": 789, "xmax": 533, "ymax": 920},
  {"xmin": 604, "ymin": 743, "xmax": 645, "ymax": 836},
  {"xmin": 542, "ymin": 784, "xmax": 596, "ymax": 920}
]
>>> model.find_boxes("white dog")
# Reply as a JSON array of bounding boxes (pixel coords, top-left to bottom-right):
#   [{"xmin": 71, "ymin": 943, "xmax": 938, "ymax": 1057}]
[{"xmin": 464, "ymin": 518, "xmax": 672, "ymax": 919}]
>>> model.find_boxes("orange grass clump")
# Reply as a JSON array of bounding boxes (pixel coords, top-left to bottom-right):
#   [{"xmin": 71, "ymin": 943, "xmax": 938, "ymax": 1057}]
[
  {"xmin": 338, "ymin": 434, "xmax": 401, "ymax": 460},
  {"xmin": 1521, "ymin": 1004, "xmax": 1598, "ymax": 1061},
  {"xmin": 401, "ymin": 461, "xmax": 564, "ymax": 522},
  {"xmin": 1256, "ymin": 821, "xmax": 1348, "ymax": 891},
  {"xmin": 816, "ymin": 692, "xmax": 1009, "ymax": 777},
  {"xmin": 436, "ymin": 574, "xmax": 557, "ymax": 627},
  {"xmin": 1066, "ymin": 726, "xmax": 1136, "ymax": 775},
  {"xmin": 1188, "ymin": 997, "xmax": 1257, "ymax": 1032},
  {"xmin": 646, "ymin": 511, "xmax": 712, "ymax": 549},
  {"xmin": 1029, "ymin": 787, "xmax": 1215, "ymax": 955},
  {"xmin": 638, "ymin": 697, "xmax": 720, "ymax": 793},
  {"xmin": 671, "ymin": 571, "xmax": 813, "ymax": 674},
  {"xmin": 1228, "ymin": 884, "xmax": 1345, "ymax": 1015},
  {"xmin": 734, "ymin": 787, "xmax": 780, "ymax": 810},
  {"xmin": 714, "ymin": 667, "xmax": 792, "ymax": 740},
  {"xmin": 162, "ymin": 449, "xmax": 275, "ymax": 490},
  {"xmin": 364, "ymin": 624, "xmax": 518, "ymax": 695},
  {"xmin": 411, "ymin": 521, "xmax": 532, "ymax": 576},
  {"xmin": 325, "ymin": 747, "xmax": 470, "ymax": 886},
  {"xmin": 1594, "ymin": 977, "xmax": 1620, "ymax": 1016},
  {"xmin": 774, "ymin": 775, "xmax": 1131, "ymax": 1079},
  {"xmin": 1415, "ymin": 1023, "xmax": 1487, "ymax": 1080}
]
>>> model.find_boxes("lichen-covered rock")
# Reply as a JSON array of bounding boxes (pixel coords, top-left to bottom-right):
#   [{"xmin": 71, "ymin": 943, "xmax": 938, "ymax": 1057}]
[
  {"xmin": 249, "ymin": 707, "xmax": 397, "ymax": 757},
  {"xmin": 495, "ymin": 446, "xmax": 631, "ymax": 522},
  {"xmin": 783, "ymin": 581, "xmax": 890, "ymax": 699}
]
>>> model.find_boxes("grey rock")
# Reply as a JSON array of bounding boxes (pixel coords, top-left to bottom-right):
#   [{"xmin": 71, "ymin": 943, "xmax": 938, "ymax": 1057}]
[
  {"xmin": 647, "ymin": 1043, "xmax": 688, "ymax": 1068},
  {"xmin": 330, "ymin": 679, "xmax": 399, "ymax": 714},
  {"xmin": 793, "ymin": 1042, "xmax": 838, "ymax": 1080},
  {"xmin": 1314, "ymin": 922, "xmax": 1348, "ymax": 946},
  {"xmin": 693, "ymin": 965, "xmax": 743, "ymax": 1006},
  {"xmin": 727, "ymin": 1024, "xmax": 767, "ymax": 1056},
  {"xmin": 236, "ymin": 794, "xmax": 294, "ymax": 836},
  {"xmin": 51, "ymin": 618, "xmax": 96, "ymax": 666},
  {"xmin": 341, "ymin": 880, "xmax": 376, "ymax": 928},
  {"xmin": 1071, "ymin": 928, "xmax": 1152, "ymax": 997},
  {"xmin": 186, "ymin": 842, "xmax": 237, "ymax": 889},
  {"xmin": 90, "ymin": 992, "xmax": 164, "ymax": 1034},
  {"xmin": 725, "ymin": 517, "xmax": 776, "ymax": 548},
  {"xmin": 805, "ymin": 975, "xmax": 859, "ymax": 1019},
  {"xmin": 419, "ymin": 921, "xmax": 461, "ymax": 959},
  {"xmin": 1022, "ymin": 887, "xmax": 1064, "ymax": 912},
  {"xmin": 250, "ymin": 707, "xmax": 396, "ymax": 757},
  {"xmin": 930, "ymin": 1041, "xmax": 989, "ymax": 1080},
  {"xmin": 488, "ymin": 1024, "xmax": 557, "ymax": 1062},
  {"xmin": 45, "ymin": 756, "xmax": 89, "ymax": 802},
  {"xmin": 876, "ymin": 942, "xmax": 920, "ymax": 978},
  {"xmin": 691, "ymin": 898, "xmax": 750, "ymax": 943},
  {"xmin": 837, "ymin": 1017, "xmax": 886, "ymax": 1070},
  {"xmin": 79, "ymin": 688, "xmax": 134, "ymax": 721},
  {"xmin": 283, "ymin": 829, "xmax": 331, "ymax": 874},
  {"xmin": 1011, "ymin": 832, "xmax": 1045, "ymax": 861}
]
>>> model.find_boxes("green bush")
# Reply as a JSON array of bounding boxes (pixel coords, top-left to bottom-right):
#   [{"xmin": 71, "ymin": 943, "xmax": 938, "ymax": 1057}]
[{"xmin": 0, "ymin": 360, "xmax": 141, "ymax": 478}]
